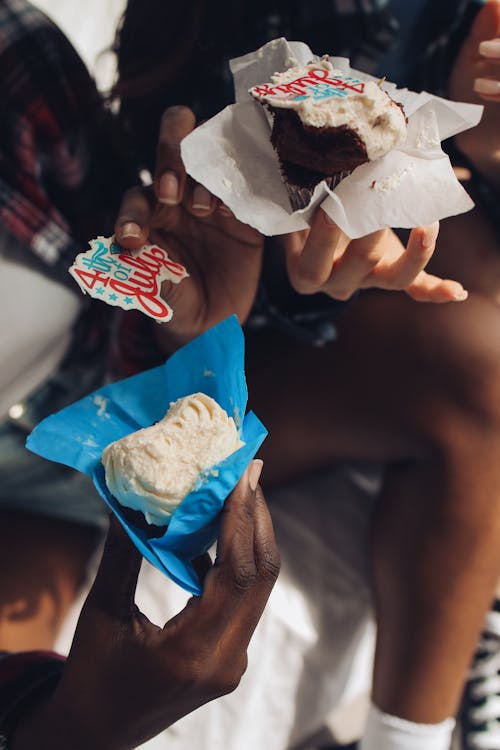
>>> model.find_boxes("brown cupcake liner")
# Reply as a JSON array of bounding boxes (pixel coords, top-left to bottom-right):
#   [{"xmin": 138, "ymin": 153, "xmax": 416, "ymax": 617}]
[{"xmin": 286, "ymin": 170, "xmax": 352, "ymax": 211}]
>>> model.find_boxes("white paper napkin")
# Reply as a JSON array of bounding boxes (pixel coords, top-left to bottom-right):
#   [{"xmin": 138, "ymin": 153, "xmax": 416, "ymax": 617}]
[{"xmin": 181, "ymin": 38, "xmax": 483, "ymax": 239}]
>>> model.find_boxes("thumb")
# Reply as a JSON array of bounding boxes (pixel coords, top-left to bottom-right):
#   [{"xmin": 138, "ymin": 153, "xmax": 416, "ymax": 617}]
[{"xmin": 87, "ymin": 514, "xmax": 143, "ymax": 619}]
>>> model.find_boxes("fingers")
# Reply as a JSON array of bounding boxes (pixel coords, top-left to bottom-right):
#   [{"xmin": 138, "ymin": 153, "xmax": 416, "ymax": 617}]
[
  {"xmin": 365, "ymin": 224, "xmax": 468, "ymax": 302},
  {"xmin": 466, "ymin": 0, "xmax": 500, "ymax": 48},
  {"xmin": 473, "ymin": 2, "xmax": 500, "ymax": 100},
  {"xmin": 213, "ymin": 460, "xmax": 263, "ymax": 583},
  {"xmin": 406, "ymin": 272, "xmax": 469, "ymax": 303},
  {"xmin": 475, "ymin": 36, "xmax": 500, "ymax": 100},
  {"xmin": 233, "ymin": 485, "xmax": 280, "ymax": 637},
  {"xmin": 322, "ymin": 228, "xmax": 387, "ymax": 300},
  {"xmin": 155, "ymin": 106, "xmax": 196, "ymax": 207},
  {"xmin": 371, "ymin": 222, "xmax": 440, "ymax": 289},
  {"xmin": 286, "ymin": 212, "xmax": 434, "ymax": 302},
  {"xmin": 202, "ymin": 461, "xmax": 280, "ymax": 653},
  {"xmin": 285, "ymin": 215, "xmax": 468, "ymax": 303},
  {"xmin": 115, "ymin": 187, "xmax": 153, "ymax": 252},
  {"xmin": 285, "ymin": 210, "xmax": 348, "ymax": 294},
  {"xmin": 479, "ymin": 39, "xmax": 500, "ymax": 60},
  {"xmin": 198, "ymin": 460, "xmax": 279, "ymax": 637},
  {"xmin": 87, "ymin": 515, "xmax": 143, "ymax": 619},
  {"xmin": 153, "ymin": 105, "xmax": 219, "ymax": 224},
  {"xmin": 474, "ymin": 71, "xmax": 500, "ymax": 100}
]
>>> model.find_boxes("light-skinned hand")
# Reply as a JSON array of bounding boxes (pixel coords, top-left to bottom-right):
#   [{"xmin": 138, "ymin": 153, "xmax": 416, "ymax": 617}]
[
  {"xmin": 115, "ymin": 106, "xmax": 264, "ymax": 352},
  {"xmin": 283, "ymin": 216, "xmax": 467, "ymax": 303},
  {"xmin": 115, "ymin": 105, "xmax": 467, "ymax": 349}
]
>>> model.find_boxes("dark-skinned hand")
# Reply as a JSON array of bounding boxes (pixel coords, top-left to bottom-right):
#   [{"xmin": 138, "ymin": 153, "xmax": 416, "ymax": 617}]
[
  {"xmin": 115, "ymin": 106, "xmax": 467, "ymax": 356},
  {"xmin": 12, "ymin": 460, "xmax": 279, "ymax": 750}
]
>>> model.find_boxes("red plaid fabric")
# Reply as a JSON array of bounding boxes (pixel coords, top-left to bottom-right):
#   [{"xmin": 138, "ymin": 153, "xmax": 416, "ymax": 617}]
[{"xmin": 0, "ymin": 0, "xmax": 134, "ymax": 287}]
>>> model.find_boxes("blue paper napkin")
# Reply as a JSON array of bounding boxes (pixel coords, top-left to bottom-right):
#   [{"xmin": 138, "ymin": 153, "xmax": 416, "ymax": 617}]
[{"xmin": 26, "ymin": 316, "xmax": 267, "ymax": 594}]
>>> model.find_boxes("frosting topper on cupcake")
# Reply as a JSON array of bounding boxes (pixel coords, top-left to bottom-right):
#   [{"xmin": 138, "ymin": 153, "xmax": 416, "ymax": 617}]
[
  {"xmin": 249, "ymin": 59, "xmax": 407, "ymax": 160},
  {"xmin": 250, "ymin": 67, "xmax": 366, "ymax": 103},
  {"xmin": 69, "ymin": 236, "xmax": 188, "ymax": 321}
]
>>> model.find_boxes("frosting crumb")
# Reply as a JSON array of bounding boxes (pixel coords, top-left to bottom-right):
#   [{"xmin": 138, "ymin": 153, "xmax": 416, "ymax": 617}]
[{"xmin": 371, "ymin": 162, "xmax": 416, "ymax": 193}]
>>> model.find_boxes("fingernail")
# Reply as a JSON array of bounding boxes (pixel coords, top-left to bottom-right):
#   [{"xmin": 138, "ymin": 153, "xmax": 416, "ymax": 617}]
[
  {"xmin": 422, "ymin": 221, "xmax": 440, "ymax": 249},
  {"xmin": 479, "ymin": 40, "xmax": 500, "ymax": 58},
  {"xmin": 192, "ymin": 184, "xmax": 212, "ymax": 211},
  {"xmin": 247, "ymin": 459, "xmax": 263, "ymax": 492},
  {"xmin": 158, "ymin": 171, "xmax": 179, "ymax": 204},
  {"xmin": 454, "ymin": 289, "xmax": 468, "ymax": 302},
  {"xmin": 119, "ymin": 221, "xmax": 142, "ymax": 239},
  {"xmin": 474, "ymin": 78, "xmax": 500, "ymax": 95}
]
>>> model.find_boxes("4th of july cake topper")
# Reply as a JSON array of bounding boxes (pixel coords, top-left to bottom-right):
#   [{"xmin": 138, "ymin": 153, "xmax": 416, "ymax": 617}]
[
  {"xmin": 69, "ymin": 236, "xmax": 188, "ymax": 322},
  {"xmin": 250, "ymin": 68, "xmax": 366, "ymax": 103}
]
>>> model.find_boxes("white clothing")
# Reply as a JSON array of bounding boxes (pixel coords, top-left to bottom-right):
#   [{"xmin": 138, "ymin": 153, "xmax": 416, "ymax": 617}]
[
  {"xmin": 0, "ymin": 255, "xmax": 80, "ymax": 420},
  {"xmin": 361, "ymin": 704, "xmax": 455, "ymax": 750},
  {"xmin": 57, "ymin": 462, "xmax": 381, "ymax": 750},
  {"xmin": 32, "ymin": 0, "xmax": 126, "ymax": 90}
]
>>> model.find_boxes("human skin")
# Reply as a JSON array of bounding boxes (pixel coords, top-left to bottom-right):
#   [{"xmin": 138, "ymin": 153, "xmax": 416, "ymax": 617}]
[
  {"xmin": 113, "ymin": 13, "xmax": 500, "ymax": 719},
  {"xmin": 253, "ymin": 2, "xmax": 500, "ymax": 720},
  {"xmin": 450, "ymin": 0, "xmax": 500, "ymax": 188},
  {"xmin": 11, "ymin": 466, "xmax": 280, "ymax": 750},
  {"xmin": 115, "ymin": 108, "xmax": 467, "ymax": 344},
  {"xmin": 5, "ymin": 2, "xmax": 499, "ymax": 736},
  {"xmin": 243, "ymin": 288, "xmax": 500, "ymax": 722}
]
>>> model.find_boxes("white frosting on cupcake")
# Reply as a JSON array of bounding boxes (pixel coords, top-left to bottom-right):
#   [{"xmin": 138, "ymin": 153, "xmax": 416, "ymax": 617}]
[
  {"xmin": 102, "ymin": 393, "xmax": 243, "ymax": 526},
  {"xmin": 250, "ymin": 59, "xmax": 407, "ymax": 161}
]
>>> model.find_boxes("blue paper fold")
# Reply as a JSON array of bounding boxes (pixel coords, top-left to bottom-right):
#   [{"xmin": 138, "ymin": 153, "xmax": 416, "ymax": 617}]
[{"xmin": 27, "ymin": 316, "xmax": 267, "ymax": 594}]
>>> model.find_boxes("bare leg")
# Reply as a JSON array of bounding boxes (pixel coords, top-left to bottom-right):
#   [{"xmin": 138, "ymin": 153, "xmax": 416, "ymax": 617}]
[{"xmin": 247, "ymin": 287, "xmax": 500, "ymax": 723}]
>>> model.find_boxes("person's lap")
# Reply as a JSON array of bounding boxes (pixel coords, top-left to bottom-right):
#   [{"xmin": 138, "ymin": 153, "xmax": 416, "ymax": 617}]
[
  {"xmin": 247, "ymin": 288, "xmax": 499, "ymax": 480},
  {"xmin": 247, "ymin": 283, "xmax": 500, "ymax": 722}
]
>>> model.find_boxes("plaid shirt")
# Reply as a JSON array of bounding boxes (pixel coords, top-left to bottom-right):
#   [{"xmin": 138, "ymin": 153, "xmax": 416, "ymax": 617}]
[
  {"xmin": 0, "ymin": 0, "xmax": 488, "ymax": 372},
  {"xmin": 0, "ymin": 0, "xmax": 139, "ymax": 416},
  {"xmin": 0, "ymin": 0, "xmax": 133, "ymax": 288}
]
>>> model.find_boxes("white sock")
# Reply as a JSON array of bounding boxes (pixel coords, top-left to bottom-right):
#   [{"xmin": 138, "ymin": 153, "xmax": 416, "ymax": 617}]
[{"xmin": 360, "ymin": 702, "xmax": 455, "ymax": 750}]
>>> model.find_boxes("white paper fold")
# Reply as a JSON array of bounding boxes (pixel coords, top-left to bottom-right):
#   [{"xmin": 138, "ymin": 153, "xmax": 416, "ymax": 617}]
[{"xmin": 181, "ymin": 38, "xmax": 483, "ymax": 239}]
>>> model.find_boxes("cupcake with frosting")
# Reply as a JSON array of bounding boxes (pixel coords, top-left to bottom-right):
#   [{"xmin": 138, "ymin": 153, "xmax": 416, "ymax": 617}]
[
  {"xmin": 102, "ymin": 392, "xmax": 243, "ymax": 536},
  {"xmin": 250, "ymin": 58, "xmax": 407, "ymax": 208}
]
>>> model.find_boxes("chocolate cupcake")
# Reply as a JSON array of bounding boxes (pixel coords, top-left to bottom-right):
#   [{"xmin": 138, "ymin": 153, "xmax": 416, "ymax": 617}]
[
  {"xmin": 250, "ymin": 58, "xmax": 407, "ymax": 209},
  {"xmin": 102, "ymin": 393, "xmax": 243, "ymax": 537}
]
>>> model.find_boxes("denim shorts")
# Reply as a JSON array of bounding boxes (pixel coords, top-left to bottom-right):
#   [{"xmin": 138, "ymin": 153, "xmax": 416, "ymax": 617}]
[
  {"xmin": 0, "ymin": 333, "xmax": 110, "ymax": 530},
  {"xmin": 0, "ymin": 418, "xmax": 109, "ymax": 528},
  {"xmin": 0, "ymin": 413, "xmax": 109, "ymax": 528}
]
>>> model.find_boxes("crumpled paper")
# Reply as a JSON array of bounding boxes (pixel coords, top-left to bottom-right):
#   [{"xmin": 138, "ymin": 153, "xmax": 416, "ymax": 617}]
[
  {"xmin": 26, "ymin": 316, "xmax": 267, "ymax": 595},
  {"xmin": 181, "ymin": 38, "xmax": 483, "ymax": 238}
]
